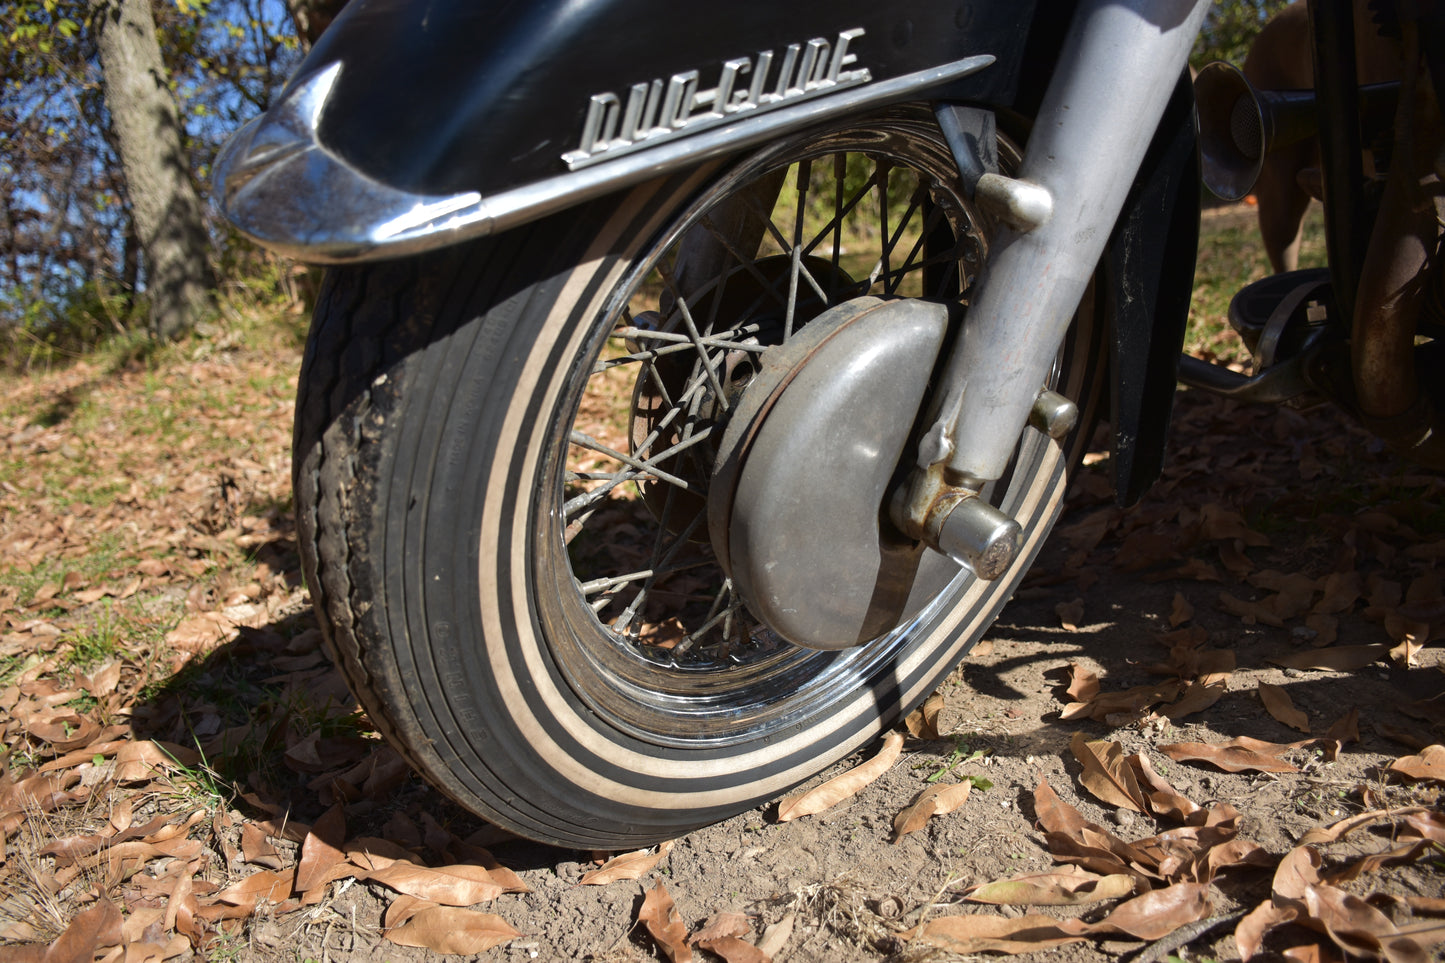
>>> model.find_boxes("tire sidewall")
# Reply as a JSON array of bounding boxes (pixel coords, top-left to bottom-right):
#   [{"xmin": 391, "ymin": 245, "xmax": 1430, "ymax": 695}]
[{"xmin": 341, "ymin": 113, "xmax": 1102, "ymax": 847}]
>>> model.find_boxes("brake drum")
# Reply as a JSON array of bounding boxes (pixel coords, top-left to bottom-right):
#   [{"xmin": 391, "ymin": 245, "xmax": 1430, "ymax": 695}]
[{"xmin": 709, "ymin": 297, "xmax": 963, "ymax": 649}]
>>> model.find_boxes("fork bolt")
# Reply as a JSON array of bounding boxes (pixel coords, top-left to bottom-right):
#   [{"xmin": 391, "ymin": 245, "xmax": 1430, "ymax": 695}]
[{"xmin": 1028, "ymin": 389, "xmax": 1079, "ymax": 440}]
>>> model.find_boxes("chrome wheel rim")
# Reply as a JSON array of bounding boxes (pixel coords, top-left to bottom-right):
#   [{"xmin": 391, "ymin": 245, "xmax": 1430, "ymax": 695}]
[{"xmin": 537, "ymin": 108, "xmax": 1018, "ymax": 746}]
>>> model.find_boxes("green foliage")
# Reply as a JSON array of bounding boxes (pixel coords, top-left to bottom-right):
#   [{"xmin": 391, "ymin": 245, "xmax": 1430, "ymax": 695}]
[
  {"xmin": 1, "ymin": 278, "xmax": 150, "ymax": 369},
  {"xmin": 1, "ymin": 0, "xmax": 303, "ymax": 336},
  {"xmin": 1192, "ymin": 0, "xmax": 1292, "ymax": 67}
]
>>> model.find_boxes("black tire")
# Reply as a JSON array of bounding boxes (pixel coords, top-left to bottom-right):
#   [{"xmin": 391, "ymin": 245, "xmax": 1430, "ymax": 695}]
[{"xmin": 294, "ymin": 105, "xmax": 1106, "ymax": 848}]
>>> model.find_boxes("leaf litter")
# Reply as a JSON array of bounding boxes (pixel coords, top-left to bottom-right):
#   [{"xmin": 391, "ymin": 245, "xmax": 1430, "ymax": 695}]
[{"xmin": 2, "ymin": 247, "xmax": 1444, "ymax": 961}]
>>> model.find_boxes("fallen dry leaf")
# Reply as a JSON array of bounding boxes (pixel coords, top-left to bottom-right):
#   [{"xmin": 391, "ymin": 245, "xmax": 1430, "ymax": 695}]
[
  {"xmin": 1387, "ymin": 744, "xmax": 1445, "ymax": 782},
  {"xmin": 1403, "ymin": 809, "xmax": 1445, "ymax": 843},
  {"xmin": 904, "ymin": 693, "xmax": 945, "ymax": 740},
  {"xmin": 1169, "ymin": 592, "xmax": 1194, "ymax": 626},
  {"xmin": 1199, "ymin": 503, "xmax": 1270, "ymax": 545},
  {"xmin": 1059, "ymin": 680, "xmax": 1182, "ymax": 723},
  {"xmin": 893, "ymin": 781, "xmax": 972, "ymax": 841},
  {"xmin": 639, "ymin": 881, "xmax": 692, "ymax": 963},
  {"xmin": 776, "ymin": 731, "xmax": 903, "ymax": 821},
  {"xmin": 1061, "ymin": 882, "xmax": 1214, "ymax": 940},
  {"xmin": 1158, "ymin": 736, "xmax": 1301, "ymax": 773},
  {"xmin": 1056, "ymin": 598, "xmax": 1085, "ymax": 630},
  {"xmin": 1304, "ymin": 884, "xmax": 1421, "ymax": 963},
  {"xmin": 916, "ymin": 882, "xmax": 1213, "ymax": 953},
  {"xmin": 364, "ymin": 861, "xmax": 503, "ymax": 906},
  {"xmin": 1260, "ymin": 683, "xmax": 1311, "ymax": 733},
  {"xmin": 755, "ymin": 912, "xmax": 794, "ymax": 959},
  {"xmin": 964, "ymin": 867, "xmax": 1136, "ymax": 906},
  {"xmin": 112, "ymin": 741, "xmax": 201, "ymax": 783},
  {"xmin": 1299, "ymin": 807, "xmax": 1430, "ymax": 846},
  {"xmin": 209, "ymin": 868, "xmax": 296, "ymax": 909},
  {"xmin": 1389, "ymin": 634, "xmax": 1425, "ymax": 668},
  {"xmin": 295, "ymin": 803, "xmax": 346, "ymax": 894},
  {"xmin": 1065, "ymin": 663, "xmax": 1100, "ymax": 703},
  {"xmin": 1219, "ymin": 592, "xmax": 1285, "ymax": 627},
  {"xmin": 1306, "ymin": 612, "xmax": 1339, "ymax": 646},
  {"xmin": 1406, "ymin": 897, "xmax": 1445, "ymax": 915},
  {"xmin": 1269, "ymin": 645, "xmax": 1391, "ymax": 672},
  {"xmin": 383, "ymin": 903, "xmax": 521, "ymax": 955},
  {"xmin": 691, "ymin": 912, "xmax": 751, "ymax": 945},
  {"xmin": 1162, "ymin": 648, "xmax": 1235, "ymax": 720},
  {"xmin": 1238, "ymin": 901, "xmax": 1302, "ymax": 962},
  {"xmin": 1281, "ymin": 941, "xmax": 1345, "ymax": 963},
  {"xmin": 579, "ymin": 840, "xmax": 674, "ymax": 885},
  {"xmin": 42, "ymin": 897, "xmax": 123, "ymax": 963},
  {"xmin": 1314, "ymin": 571, "xmax": 1362, "ymax": 615},
  {"xmin": 694, "ymin": 936, "xmax": 768, "ymax": 963},
  {"xmin": 1325, "ymin": 708, "xmax": 1360, "ymax": 747},
  {"xmin": 241, "ymin": 823, "xmax": 283, "ymax": 869},
  {"xmin": 1070, "ymin": 733, "xmax": 1147, "ymax": 812},
  {"xmin": 910, "ymin": 914, "xmax": 1086, "ymax": 955},
  {"xmin": 1126, "ymin": 753, "xmax": 1200, "ymax": 822},
  {"xmin": 691, "ymin": 913, "xmax": 767, "ymax": 963}
]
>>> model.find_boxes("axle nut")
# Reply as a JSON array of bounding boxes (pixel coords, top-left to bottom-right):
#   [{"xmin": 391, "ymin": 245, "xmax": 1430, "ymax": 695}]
[{"xmin": 937, "ymin": 496, "xmax": 1022, "ymax": 581}]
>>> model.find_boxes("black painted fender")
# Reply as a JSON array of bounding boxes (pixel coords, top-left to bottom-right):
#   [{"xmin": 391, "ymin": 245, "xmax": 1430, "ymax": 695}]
[
  {"xmin": 1103, "ymin": 73, "xmax": 1199, "ymax": 506},
  {"xmin": 226, "ymin": 0, "xmax": 1196, "ymax": 503},
  {"xmin": 293, "ymin": 0, "xmax": 1040, "ymax": 197}
]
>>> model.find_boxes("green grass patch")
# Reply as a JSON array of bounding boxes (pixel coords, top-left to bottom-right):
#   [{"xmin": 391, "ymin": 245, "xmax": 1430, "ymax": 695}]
[
  {"xmin": 1187, "ymin": 202, "xmax": 1327, "ymax": 366},
  {"xmin": 3, "ymin": 532, "xmax": 138, "ymax": 608}
]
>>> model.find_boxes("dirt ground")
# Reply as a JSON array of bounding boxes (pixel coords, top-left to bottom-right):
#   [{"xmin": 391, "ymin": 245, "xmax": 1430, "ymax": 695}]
[
  {"xmin": 160, "ymin": 397, "xmax": 1445, "ymax": 961},
  {"xmin": 3, "ymin": 298, "xmax": 1443, "ymax": 962},
  {"xmin": 352, "ymin": 389, "xmax": 1444, "ymax": 963}
]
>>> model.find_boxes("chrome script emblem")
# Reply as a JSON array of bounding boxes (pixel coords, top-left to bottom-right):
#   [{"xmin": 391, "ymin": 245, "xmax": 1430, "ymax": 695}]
[{"xmin": 562, "ymin": 28, "xmax": 871, "ymax": 170}]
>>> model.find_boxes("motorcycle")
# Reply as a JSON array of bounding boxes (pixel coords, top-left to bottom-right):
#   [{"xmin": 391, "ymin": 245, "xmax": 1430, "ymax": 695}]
[{"xmin": 214, "ymin": 0, "xmax": 1439, "ymax": 848}]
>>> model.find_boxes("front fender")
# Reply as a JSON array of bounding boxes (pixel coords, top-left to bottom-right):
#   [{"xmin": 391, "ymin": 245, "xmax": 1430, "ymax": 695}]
[{"xmin": 216, "ymin": 0, "xmax": 1039, "ymax": 262}]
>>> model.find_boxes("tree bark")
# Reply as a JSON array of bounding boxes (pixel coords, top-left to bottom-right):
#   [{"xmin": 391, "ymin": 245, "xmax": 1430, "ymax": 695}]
[
  {"xmin": 286, "ymin": 0, "xmax": 349, "ymax": 49},
  {"xmin": 93, "ymin": 0, "xmax": 214, "ymax": 339}
]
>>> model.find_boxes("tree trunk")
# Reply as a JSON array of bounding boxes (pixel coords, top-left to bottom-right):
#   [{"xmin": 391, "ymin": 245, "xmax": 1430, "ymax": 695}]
[
  {"xmin": 286, "ymin": 0, "xmax": 349, "ymax": 49},
  {"xmin": 93, "ymin": 0, "xmax": 214, "ymax": 340}
]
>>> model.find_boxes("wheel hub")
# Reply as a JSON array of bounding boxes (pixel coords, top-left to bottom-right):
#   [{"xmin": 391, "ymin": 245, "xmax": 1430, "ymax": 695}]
[
  {"xmin": 628, "ymin": 255, "xmax": 853, "ymax": 541},
  {"xmin": 709, "ymin": 296, "xmax": 963, "ymax": 649}
]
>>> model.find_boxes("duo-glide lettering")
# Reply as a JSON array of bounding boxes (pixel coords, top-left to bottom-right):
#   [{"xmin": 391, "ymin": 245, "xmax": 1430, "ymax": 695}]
[{"xmin": 562, "ymin": 28, "xmax": 870, "ymax": 169}]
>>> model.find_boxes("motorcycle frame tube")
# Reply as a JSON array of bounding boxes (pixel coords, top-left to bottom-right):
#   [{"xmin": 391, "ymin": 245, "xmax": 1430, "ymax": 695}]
[{"xmin": 922, "ymin": 0, "xmax": 1212, "ymax": 490}]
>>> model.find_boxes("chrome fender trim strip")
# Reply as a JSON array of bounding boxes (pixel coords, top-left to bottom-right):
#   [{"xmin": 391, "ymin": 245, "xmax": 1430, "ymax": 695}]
[{"xmin": 215, "ymin": 56, "xmax": 995, "ymax": 264}]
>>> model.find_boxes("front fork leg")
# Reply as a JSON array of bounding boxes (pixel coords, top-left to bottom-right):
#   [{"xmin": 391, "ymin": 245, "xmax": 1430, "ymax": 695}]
[{"xmin": 895, "ymin": 0, "xmax": 1212, "ymax": 576}]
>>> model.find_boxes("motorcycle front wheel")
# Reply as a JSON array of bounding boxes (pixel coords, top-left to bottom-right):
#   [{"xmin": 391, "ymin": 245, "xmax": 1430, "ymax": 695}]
[{"xmin": 294, "ymin": 105, "xmax": 1106, "ymax": 848}]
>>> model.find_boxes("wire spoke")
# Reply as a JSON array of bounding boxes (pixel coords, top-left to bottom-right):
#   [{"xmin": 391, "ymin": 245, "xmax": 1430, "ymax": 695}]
[
  {"xmin": 880, "ymin": 181, "xmax": 929, "ymax": 295},
  {"xmin": 696, "ymin": 215, "xmax": 795, "ymax": 311},
  {"xmin": 785, "ymin": 158, "xmax": 811, "ymax": 340},
  {"xmin": 610, "ymin": 327, "xmax": 768, "ymax": 354},
  {"xmin": 656, "ymin": 263, "xmax": 731, "ymax": 413},
  {"xmin": 609, "ymin": 508, "xmax": 708, "ymax": 634},
  {"xmin": 563, "ymin": 127, "xmax": 994, "ymax": 662},
  {"xmin": 830, "ymin": 152, "xmax": 846, "ymax": 303},
  {"xmin": 801, "ymin": 159, "xmax": 883, "ymax": 259},
  {"xmin": 569, "ymin": 430, "xmax": 693, "ymax": 489},
  {"xmin": 735, "ymin": 190, "xmax": 832, "ymax": 307},
  {"xmin": 578, "ymin": 558, "xmax": 714, "ymax": 596}
]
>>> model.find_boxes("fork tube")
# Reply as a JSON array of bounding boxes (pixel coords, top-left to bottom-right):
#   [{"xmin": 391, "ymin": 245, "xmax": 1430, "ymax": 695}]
[{"xmin": 921, "ymin": 0, "xmax": 1210, "ymax": 490}]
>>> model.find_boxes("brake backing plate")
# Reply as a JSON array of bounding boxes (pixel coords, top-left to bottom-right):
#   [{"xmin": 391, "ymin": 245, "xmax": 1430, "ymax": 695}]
[{"xmin": 708, "ymin": 296, "xmax": 962, "ymax": 649}]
